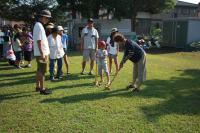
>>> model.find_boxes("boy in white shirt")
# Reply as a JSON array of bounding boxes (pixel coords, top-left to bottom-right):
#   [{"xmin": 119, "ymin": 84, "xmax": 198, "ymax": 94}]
[
  {"xmin": 48, "ymin": 27, "xmax": 65, "ymax": 81},
  {"xmin": 96, "ymin": 41, "xmax": 110, "ymax": 86}
]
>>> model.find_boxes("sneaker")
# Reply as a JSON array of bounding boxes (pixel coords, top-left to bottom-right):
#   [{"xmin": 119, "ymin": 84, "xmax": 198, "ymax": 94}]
[
  {"xmin": 126, "ymin": 84, "xmax": 134, "ymax": 90},
  {"xmin": 50, "ymin": 76, "xmax": 56, "ymax": 81},
  {"xmin": 40, "ymin": 89, "xmax": 52, "ymax": 95},
  {"xmin": 81, "ymin": 72, "xmax": 86, "ymax": 75},
  {"xmin": 57, "ymin": 76, "xmax": 63, "ymax": 80},
  {"xmin": 16, "ymin": 66, "xmax": 23, "ymax": 69},
  {"xmin": 27, "ymin": 64, "xmax": 32, "ymax": 68},
  {"xmin": 88, "ymin": 71, "xmax": 94, "ymax": 75},
  {"xmin": 67, "ymin": 72, "xmax": 71, "ymax": 75},
  {"xmin": 132, "ymin": 88, "xmax": 140, "ymax": 93}
]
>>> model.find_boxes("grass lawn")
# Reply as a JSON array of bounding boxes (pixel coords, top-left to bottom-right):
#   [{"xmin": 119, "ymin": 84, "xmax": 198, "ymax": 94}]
[{"xmin": 0, "ymin": 50, "xmax": 200, "ymax": 133}]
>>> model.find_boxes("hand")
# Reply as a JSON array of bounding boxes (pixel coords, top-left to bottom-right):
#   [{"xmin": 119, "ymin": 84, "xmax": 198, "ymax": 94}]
[
  {"xmin": 95, "ymin": 48, "xmax": 98, "ymax": 53},
  {"xmin": 40, "ymin": 54, "xmax": 46, "ymax": 62}
]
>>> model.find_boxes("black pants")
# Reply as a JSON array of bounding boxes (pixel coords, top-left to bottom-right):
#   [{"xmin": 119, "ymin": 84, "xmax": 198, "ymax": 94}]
[{"xmin": 0, "ymin": 45, "xmax": 3, "ymax": 57}]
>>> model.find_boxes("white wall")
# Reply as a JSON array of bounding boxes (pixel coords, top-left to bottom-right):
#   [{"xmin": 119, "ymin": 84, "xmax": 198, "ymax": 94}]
[{"xmin": 187, "ymin": 20, "xmax": 200, "ymax": 44}]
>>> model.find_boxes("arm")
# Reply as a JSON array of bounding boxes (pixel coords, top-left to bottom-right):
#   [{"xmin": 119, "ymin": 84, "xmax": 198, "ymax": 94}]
[
  {"xmin": 80, "ymin": 37, "xmax": 84, "ymax": 52},
  {"xmin": 95, "ymin": 37, "xmax": 98, "ymax": 52}
]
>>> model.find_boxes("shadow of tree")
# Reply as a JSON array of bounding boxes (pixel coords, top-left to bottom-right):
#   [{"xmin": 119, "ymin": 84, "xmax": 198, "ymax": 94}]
[{"xmin": 139, "ymin": 69, "xmax": 200, "ymax": 122}]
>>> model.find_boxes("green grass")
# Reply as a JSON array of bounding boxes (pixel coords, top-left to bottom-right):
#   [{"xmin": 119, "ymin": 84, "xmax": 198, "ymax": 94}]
[{"xmin": 0, "ymin": 51, "xmax": 200, "ymax": 133}]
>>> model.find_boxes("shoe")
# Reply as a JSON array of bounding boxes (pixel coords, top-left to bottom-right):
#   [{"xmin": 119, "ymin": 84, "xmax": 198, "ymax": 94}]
[
  {"xmin": 67, "ymin": 72, "xmax": 71, "ymax": 75},
  {"xmin": 132, "ymin": 88, "xmax": 140, "ymax": 93},
  {"xmin": 35, "ymin": 87, "xmax": 40, "ymax": 92},
  {"xmin": 27, "ymin": 64, "xmax": 31, "ymax": 68},
  {"xmin": 16, "ymin": 66, "xmax": 23, "ymax": 69},
  {"xmin": 88, "ymin": 71, "xmax": 94, "ymax": 75},
  {"xmin": 50, "ymin": 76, "xmax": 56, "ymax": 81},
  {"xmin": 40, "ymin": 89, "xmax": 52, "ymax": 95},
  {"xmin": 57, "ymin": 76, "xmax": 63, "ymax": 80},
  {"xmin": 81, "ymin": 72, "xmax": 86, "ymax": 75},
  {"xmin": 126, "ymin": 84, "xmax": 134, "ymax": 89}
]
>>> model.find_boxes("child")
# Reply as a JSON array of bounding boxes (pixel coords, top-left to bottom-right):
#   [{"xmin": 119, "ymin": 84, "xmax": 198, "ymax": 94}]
[
  {"xmin": 6, "ymin": 45, "xmax": 17, "ymax": 67},
  {"xmin": 48, "ymin": 27, "xmax": 65, "ymax": 81},
  {"xmin": 96, "ymin": 40, "xmax": 110, "ymax": 85},
  {"xmin": 106, "ymin": 28, "xmax": 119, "ymax": 74},
  {"xmin": 21, "ymin": 27, "xmax": 33, "ymax": 68},
  {"xmin": 114, "ymin": 33, "xmax": 146, "ymax": 92}
]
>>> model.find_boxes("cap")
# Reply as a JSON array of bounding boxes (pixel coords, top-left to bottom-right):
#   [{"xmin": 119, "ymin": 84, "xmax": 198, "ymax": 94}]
[
  {"xmin": 38, "ymin": 10, "xmax": 52, "ymax": 18},
  {"xmin": 111, "ymin": 28, "xmax": 118, "ymax": 33},
  {"xmin": 87, "ymin": 18, "xmax": 94, "ymax": 23},
  {"xmin": 46, "ymin": 23, "xmax": 54, "ymax": 29},
  {"xmin": 98, "ymin": 40, "xmax": 106, "ymax": 48},
  {"xmin": 57, "ymin": 26, "xmax": 64, "ymax": 31}
]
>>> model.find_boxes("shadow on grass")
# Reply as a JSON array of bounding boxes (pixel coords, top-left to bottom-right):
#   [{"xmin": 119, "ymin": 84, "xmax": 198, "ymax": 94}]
[
  {"xmin": 41, "ymin": 88, "xmax": 131, "ymax": 104},
  {"xmin": 139, "ymin": 69, "xmax": 200, "ymax": 122},
  {"xmin": 0, "ymin": 76, "xmax": 35, "ymax": 88},
  {"xmin": 0, "ymin": 91, "xmax": 37, "ymax": 103},
  {"xmin": 0, "ymin": 71, "xmax": 35, "ymax": 78},
  {"xmin": 146, "ymin": 47, "xmax": 183, "ymax": 55}
]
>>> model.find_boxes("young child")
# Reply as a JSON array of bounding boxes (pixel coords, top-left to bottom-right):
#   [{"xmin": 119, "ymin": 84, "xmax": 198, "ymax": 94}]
[
  {"xmin": 48, "ymin": 27, "xmax": 65, "ymax": 81},
  {"xmin": 96, "ymin": 40, "xmax": 110, "ymax": 86},
  {"xmin": 6, "ymin": 45, "xmax": 17, "ymax": 67}
]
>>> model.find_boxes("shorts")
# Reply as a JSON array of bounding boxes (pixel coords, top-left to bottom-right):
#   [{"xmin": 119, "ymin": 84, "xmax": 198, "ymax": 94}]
[
  {"xmin": 36, "ymin": 56, "xmax": 48, "ymax": 74},
  {"xmin": 108, "ymin": 53, "xmax": 117, "ymax": 59},
  {"xmin": 98, "ymin": 63, "xmax": 109, "ymax": 75},
  {"xmin": 63, "ymin": 48, "xmax": 68, "ymax": 55},
  {"xmin": 24, "ymin": 51, "xmax": 32, "ymax": 61},
  {"xmin": 83, "ymin": 49, "xmax": 96, "ymax": 62},
  {"xmin": 14, "ymin": 51, "xmax": 22, "ymax": 61}
]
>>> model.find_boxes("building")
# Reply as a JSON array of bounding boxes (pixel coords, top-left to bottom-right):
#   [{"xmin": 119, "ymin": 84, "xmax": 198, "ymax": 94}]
[{"xmin": 136, "ymin": 0, "xmax": 199, "ymax": 34}]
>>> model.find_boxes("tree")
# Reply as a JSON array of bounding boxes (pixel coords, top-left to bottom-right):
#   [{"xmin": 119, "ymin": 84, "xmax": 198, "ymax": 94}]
[{"xmin": 0, "ymin": 0, "xmax": 57, "ymax": 24}]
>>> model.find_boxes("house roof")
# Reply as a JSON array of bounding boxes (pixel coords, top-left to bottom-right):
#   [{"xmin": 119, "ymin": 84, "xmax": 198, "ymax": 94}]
[{"xmin": 176, "ymin": 1, "xmax": 198, "ymax": 7}]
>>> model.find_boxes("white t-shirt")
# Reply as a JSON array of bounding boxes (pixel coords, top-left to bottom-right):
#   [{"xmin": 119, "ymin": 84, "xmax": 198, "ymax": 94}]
[
  {"xmin": 106, "ymin": 37, "xmax": 118, "ymax": 55},
  {"xmin": 81, "ymin": 26, "xmax": 99, "ymax": 50},
  {"xmin": 0, "ymin": 31, "xmax": 4, "ymax": 44},
  {"xmin": 48, "ymin": 34, "xmax": 64, "ymax": 59},
  {"xmin": 96, "ymin": 49, "xmax": 108, "ymax": 65},
  {"xmin": 33, "ymin": 22, "xmax": 50, "ymax": 56}
]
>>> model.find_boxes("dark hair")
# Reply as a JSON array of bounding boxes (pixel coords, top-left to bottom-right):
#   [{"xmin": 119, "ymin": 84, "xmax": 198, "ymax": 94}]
[
  {"xmin": 51, "ymin": 27, "xmax": 58, "ymax": 34},
  {"xmin": 113, "ymin": 33, "xmax": 125, "ymax": 42},
  {"xmin": 22, "ymin": 27, "xmax": 29, "ymax": 32}
]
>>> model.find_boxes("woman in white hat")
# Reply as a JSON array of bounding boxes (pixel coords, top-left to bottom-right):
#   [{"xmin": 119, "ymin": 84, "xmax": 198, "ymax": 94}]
[{"xmin": 106, "ymin": 28, "xmax": 119, "ymax": 74}]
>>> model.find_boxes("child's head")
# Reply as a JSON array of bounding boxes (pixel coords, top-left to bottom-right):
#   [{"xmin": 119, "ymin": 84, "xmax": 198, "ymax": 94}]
[
  {"xmin": 98, "ymin": 40, "xmax": 106, "ymax": 49},
  {"xmin": 51, "ymin": 27, "xmax": 58, "ymax": 37}
]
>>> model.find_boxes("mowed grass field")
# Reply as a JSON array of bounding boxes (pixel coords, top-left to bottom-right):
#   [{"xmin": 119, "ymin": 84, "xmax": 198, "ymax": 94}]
[{"xmin": 0, "ymin": 50, "xmax": 200, "ymax": 133}]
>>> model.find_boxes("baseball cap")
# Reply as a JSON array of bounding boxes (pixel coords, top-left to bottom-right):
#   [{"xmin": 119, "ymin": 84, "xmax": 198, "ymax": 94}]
[
  {"xmin": 38, "ymin": 10, "xmax": 52, "ymax": 18},
  {"xmin": 57, "ymin": 26, "xmax": 64, "ymax": 31},
  {"xmin": 98, "ymin": 40, "xmax": 106, "ymax": 48},
  {"xmin": 111, "ymin": 28, "xmax": 118, "ymax": 33},
  {"xmin": 87, "ymin": 18, "xmax": 94, "ymax": 23}
]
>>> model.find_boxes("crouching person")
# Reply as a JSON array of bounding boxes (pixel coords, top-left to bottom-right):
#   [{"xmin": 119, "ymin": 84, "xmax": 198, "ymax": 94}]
[
  {"xmin": 48, "ymin": 27, "xmax": 65, "ymax": 81},
  {"xmin": 114, "ymin": 33, "xmax": 147, "ymax": 92}
]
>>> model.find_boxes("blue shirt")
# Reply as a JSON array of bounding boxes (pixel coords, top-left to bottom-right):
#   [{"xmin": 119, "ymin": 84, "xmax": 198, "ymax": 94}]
[
  {"xmin": 61, "ymin": 34, "xmax": 69, "ymax": 49},
  {"xmin": 121, "ymin": 40, "xmax": 145, "ymax": 63}
]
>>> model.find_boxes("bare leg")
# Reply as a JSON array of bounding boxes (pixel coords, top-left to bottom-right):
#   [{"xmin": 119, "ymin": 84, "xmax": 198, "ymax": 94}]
[
  {"xmin": 82, "ymin": 61, "xmax": 86, "ymax": 73},
  {"xmin": 64, "ymin": 55, "xmax": 69, "ymax": 73},
  {"xmin": 36, "ymin": 71, "xmax": 40, "ymax": 89},
  {"xmin": 114, "ymin": 57, "xmax": 119, "ymax": 74},
  {"xmin": 106, "ymin": 72, "xmax": 110, "ymax": 85},
  {"xmin": 90, "ymin": 60, "xmax": 94, "ymax": 73},
  {"xmin": 109, "ymin": 57, "xmax": 112, "ymax": 74}
]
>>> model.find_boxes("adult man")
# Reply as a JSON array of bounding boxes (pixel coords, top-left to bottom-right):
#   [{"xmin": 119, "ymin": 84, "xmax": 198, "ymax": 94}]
[
  {"xmin": 33, "ymin": 10, "xmax": 52, "ymax": 95},
  {"xmin": 58, "ymin": 26, "xmax": 70, "ymax": 76},
  {"xmin": 80, "ymin": 18, "xmax": 99, "ymax": 75}
]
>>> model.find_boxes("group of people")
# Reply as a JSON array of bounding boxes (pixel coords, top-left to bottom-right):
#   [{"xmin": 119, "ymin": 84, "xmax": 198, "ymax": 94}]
[
  {"xmin": 0, "ymin": 24, "xmax": 33, "ymax": 69},
  {"xmin": 1, "ymin": 9, "xmax": 147, "ymax": 95}
]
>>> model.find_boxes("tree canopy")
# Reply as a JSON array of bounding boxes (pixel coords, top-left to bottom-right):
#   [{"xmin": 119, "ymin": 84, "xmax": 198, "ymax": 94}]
[{"xmin": 0, "ymin": 0, "xmax": 176, "ymax": 31}]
